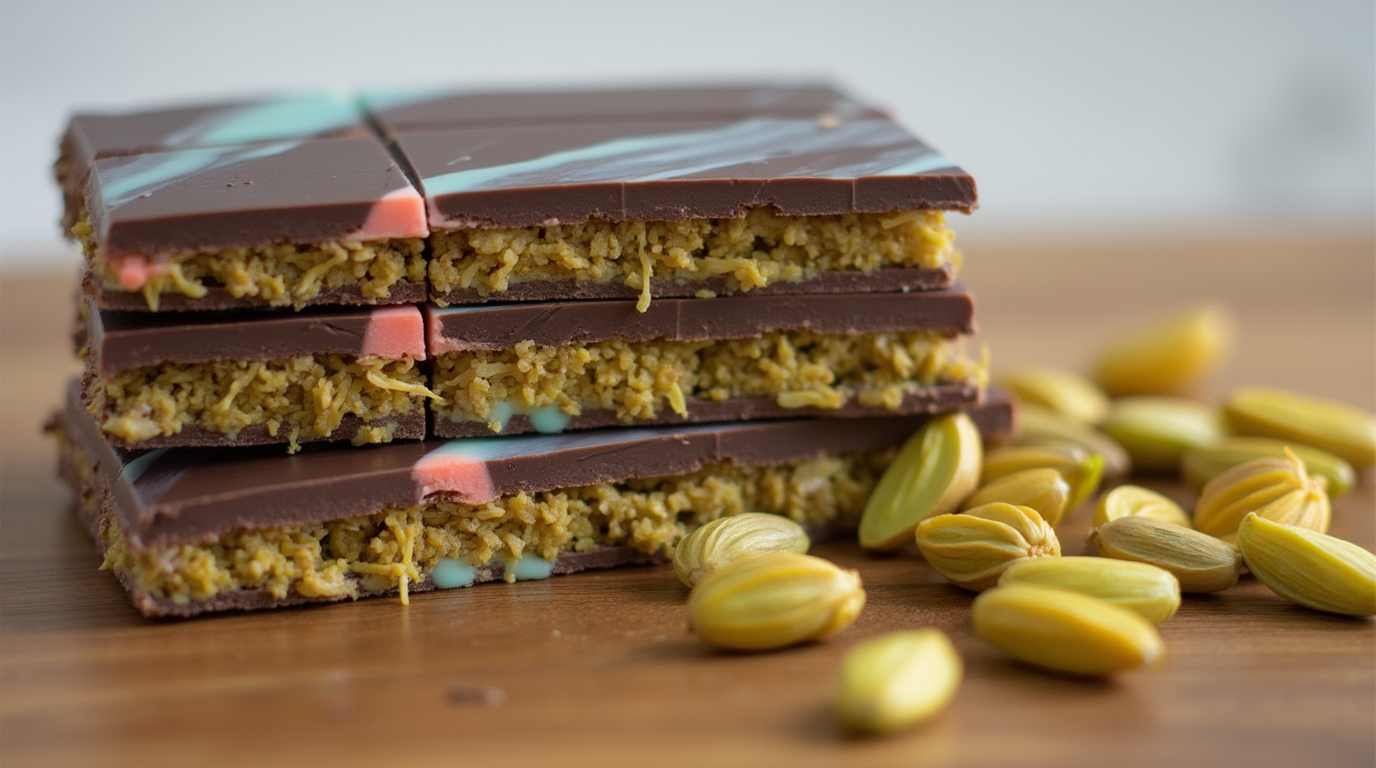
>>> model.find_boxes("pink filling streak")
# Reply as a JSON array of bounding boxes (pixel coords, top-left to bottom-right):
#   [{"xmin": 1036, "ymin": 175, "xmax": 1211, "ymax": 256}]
[
  {"xmin": 412, "ymin": 453, "xmax": 497, "ymax": 505},
  {"xmin": 357, "ymin": 187, "xmax": 429, "ymax": 240},
  {"xmin": 362, "ymin": 306, "xmax": 426, "ymax": 359}
]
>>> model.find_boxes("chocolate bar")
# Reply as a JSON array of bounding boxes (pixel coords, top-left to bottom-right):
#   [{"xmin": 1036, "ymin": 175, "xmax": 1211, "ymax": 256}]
[
  {"xmin": 60, "ymin": 84, "xmax": 975, "ymax": 312},
  {"xmin": 426, "ymin": 290, "xmax": 984, "ymax": 437},
  {"xmin": 56, "ymin": 92, "xmax": 366, "ymax": 234},
  {"xmin": 52, "ymin": 382, "xmax": 1013, "ymax": 617},
  {"xmin": 77, "ymin": 136, "xmax": 429, "ymax": 311},
  {"xmin": 82, "ymin": 302, "xmax": 431, "ymax": 450},
  {"xmin": 393, "ymin": 114, "xmax": 974, "ymax": 308}
]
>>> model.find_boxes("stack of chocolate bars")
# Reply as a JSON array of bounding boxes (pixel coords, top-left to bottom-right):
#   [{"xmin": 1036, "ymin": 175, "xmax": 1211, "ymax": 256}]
[{"xmin": 50, "ymin": 84, "xmax": 1011, "ymax": 617}]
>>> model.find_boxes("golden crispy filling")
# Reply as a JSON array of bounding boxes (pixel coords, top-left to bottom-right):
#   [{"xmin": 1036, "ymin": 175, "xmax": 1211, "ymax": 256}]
[
  {"xmin": 100, "ymin": 453, "xmax": 888, "ymax": 606},
  {"xmin": 75, "ymin": 221, "xmax": 425, "ymax": 311},
  {"xmin": 430, "ymin": 208, "xmax": 957, "ymax": 311},
  {"xmin": 96, "ymin": 355, "xmax": 435, "ymax": 450},
  {"xmin": 433, "ymin": 331, "xmax": 984, "ymax": 430}
]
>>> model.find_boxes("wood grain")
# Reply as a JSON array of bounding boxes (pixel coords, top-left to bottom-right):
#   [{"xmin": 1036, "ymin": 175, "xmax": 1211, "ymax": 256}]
[{"xmin": 2, "ymin": 234, "xmax": 1372, "ymax": 767}]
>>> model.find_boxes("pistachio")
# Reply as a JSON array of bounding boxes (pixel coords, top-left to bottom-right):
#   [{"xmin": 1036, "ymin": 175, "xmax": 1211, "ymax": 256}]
[
  {"xmin": 973, "ymin": 583, "xmax": 1165, "ymax": 675},
  {"xmin": 963, "ymin": 468, "xmax": 1072, "ymax": 529},
  {"xmin": 1093, "ymin": 305, "xmax": 1232, "ymax": 397},
  {"xmin": 859, "ymin": 412, "xmax": 982, "ymax": 550},
  {"xmin": 915, "ymin": 503, "xmax": 1061, "ymax": 591},
  {"xmin": 687, "ymin": 553, "xmax": 865, "ymax": 650},
  {"xmin": 997, "ymin": 556, "xmax": 1181, "ymax": 624},
  {"xmin": 1092, "ymin": 485, "xmax": 1191, "ymax": 530},
  {"xmin": 1238, "ymin": 514, "xmax": 1376, "ymax": 617},
  {"xmin": 1089, "ymin": 516, "xmax": 1241, "ymax": 592},
  {"xmin": 1222, "ymin": 387, "xmax": 1376, "ymax": 468},
  {"xmin": 673, "ymin": 513, "xmax": 810, "ymax": 587},
  {"xmin": 837, "ymin": 629, "xmax": 962, "ymax": 735},
  {"xmin": 981, "ymin": 444, "xmax": 1104, "ymax": 513},
  {"xmin": 1100, "ymin": 397, "xmax": 1222, "ymax": 473},
  {"xmin": 999, "ymin": 368, "xmax": 1110, "ymax": 425},
  {"xmin": 1194, "ymin": 450, "xmax": 1329, "ymax": 544},
  {"xmin": 1012, "ymin": 405, "xmax": 1132, "ymax": 480},
  {"xmin": 1180, "ymin": 437, "xmax": 1356, "ymax": 497}
]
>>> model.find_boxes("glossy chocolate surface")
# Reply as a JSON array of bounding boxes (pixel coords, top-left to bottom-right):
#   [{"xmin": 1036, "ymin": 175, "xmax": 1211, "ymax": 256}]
[
  {"xmin": 397, "ymin": 117, "xmax": 974, "ymax": 229},
  {"xmin": 60, "ymin": 92, "xmax": 365, "ymax": 167},
  {"xmin": 426, "ymin": 288, "xmax": 976, "ymax": 351},
  {"xmin": 89, "ymin": 302, "xmax": 425, "ymax": 373},
  {"xmin": 88, "ymin": 137, "xmax": 426, "ymax": 256}
]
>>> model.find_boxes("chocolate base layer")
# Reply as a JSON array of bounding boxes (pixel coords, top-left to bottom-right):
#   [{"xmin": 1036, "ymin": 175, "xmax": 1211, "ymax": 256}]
[
  {"xmin": 434, "ymin": 387, "xmax": 984, "ymax": 438},
  {"xmin": 95, "ymin": 411, "xmax": 428, "ymax": 450},
  {"xmin": 434, "ymin": 266, "xmax": 955, "ymax": 305},
  {"xmin": 84, "ymin": 271, "xmax": 428, "ymax": 312}
]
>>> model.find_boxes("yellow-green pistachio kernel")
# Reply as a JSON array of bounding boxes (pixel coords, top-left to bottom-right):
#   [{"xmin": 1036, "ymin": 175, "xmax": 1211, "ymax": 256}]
[
  {"xmin": 673, "ymin": 513, "xmax": 811, "ymax": 588},
  {"xmin": 999, "ymin": 368, "xmax": 1110, "ymax": 425},
  {"xmin": 1094, "ymin": 305, "xmax": 1232, "ymax": 397},
  {"xmin": 1092, "ymin": 485, "xmax": 1192, "ymax": 530},
  {"xmin": 973, "ymin": 583, "xmax": 1165, "ymax": 676},
  {"xmin": 1089, "ymin": 516, "xmax": 1242, "ymax": 593},
  {"xmin": 1238, "ymin": 514, "xmax": 1376, "ymax": 617},
  {"xmin": 1180, "ymin": 437, "xmax": 1355, "ymax": 497},
  {"xmin": 963, "ymin": 468, "xmax": 1072, "ymax": 529},
  {"xmin": 998, "ymin": 556, "xmax": 1181, "ymax": 625},
  {"xmin": 1013, "ymin": 405, "xmax": 1132, "ymax": 480},
  {"xmin": 1222, "ymin": 387, "xmax": 1376, "ymax": 468},
  {"xmin": 859, "ymin": 412, "xmax": 982, "ymax": 550},
  {"xmin": 915, "ymin": 503, "xmax": 1061, "ymax": 591},
  {"xmin": 1100, "ymin": 396, "xmax": 1223, "ymax": 474},
  {"xmin": 981, "ymin": 443, "xmax": 1104, "ymax": 514},
  {"xmin": 687, "ymin": 553, "xmax": 866, "ymax": 651},
  {"xmin": 837, "ymin": 629, "xmax": 963, "ymax": 735}
]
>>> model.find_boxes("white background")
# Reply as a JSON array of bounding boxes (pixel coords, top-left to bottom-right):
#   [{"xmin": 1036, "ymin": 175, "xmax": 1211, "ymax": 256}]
[{"xmin": 1, "ymin": 0, "xmax": 1372, "ymax": 272}]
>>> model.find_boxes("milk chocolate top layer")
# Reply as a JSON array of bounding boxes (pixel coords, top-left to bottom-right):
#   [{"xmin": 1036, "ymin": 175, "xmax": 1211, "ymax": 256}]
[
  {"xmin": 397, "ymin": 117, "xmax": 976, "ymax": 228},
  {"xmin": 59, "ymin": 382, "xmax": 1012, "ymax": 548},
  {"xmin": 363, "ymin": 83, "xmax": 887, "ymax": 135},
  {"xmin": 427, "ymin": 289, "xmax": 975, "ymax": 352},
  {"xmin": 60, "ymin": 92, "xmax": 365, "ymax": 169},
  {"xmin": 89, "ymin": 302, "xmax": 426, "ymax": 373},
  {"xmin": 88, "ymin": 136, "xmax": 427, "ymax": 256}
]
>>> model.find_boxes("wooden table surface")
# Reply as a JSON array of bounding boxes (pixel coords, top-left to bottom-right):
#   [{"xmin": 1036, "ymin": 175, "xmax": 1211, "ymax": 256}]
[{"xmin": 2, "ymin": 235, "xmax": 1373, "ymax": 767}]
